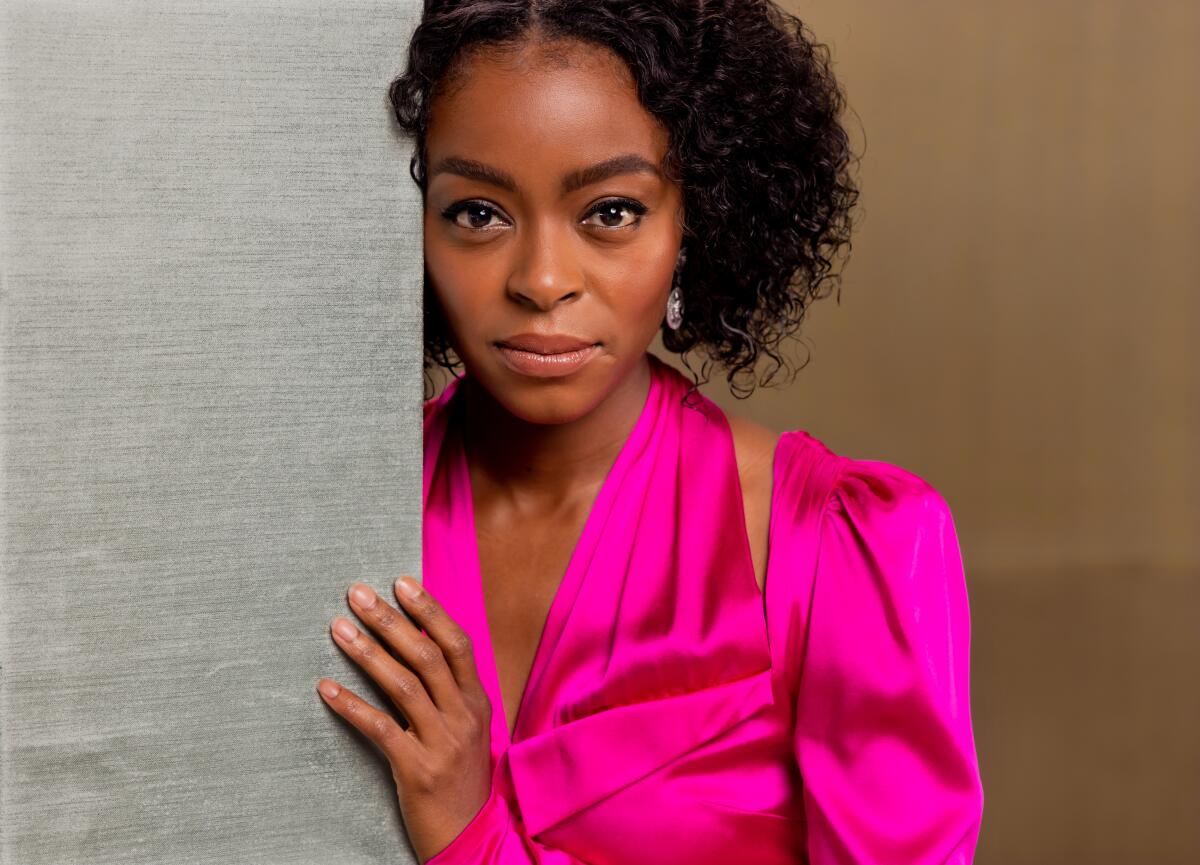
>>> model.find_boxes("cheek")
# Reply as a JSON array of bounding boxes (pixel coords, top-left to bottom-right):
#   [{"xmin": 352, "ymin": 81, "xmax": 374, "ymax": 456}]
[
  {"xmin": 602, "ymin": 255, "xmax": 675, "ymax": 333},
  {"xmin": 424, "ymin": 235, "xmax": 487, "ymax": 334}
]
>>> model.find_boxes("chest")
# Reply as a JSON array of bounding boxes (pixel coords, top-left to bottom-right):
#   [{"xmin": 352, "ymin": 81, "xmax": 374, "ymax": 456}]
[
  {"xmin": 474, "ymin": 505, "xmax": 584, "ymax": 738},
  {"xmin": 474, "ymin": 475, "xmax": 770, "ymax": 741},
  {"xmin": 473, "ymin": 492, "xmax": 800, "ymax": 864}
]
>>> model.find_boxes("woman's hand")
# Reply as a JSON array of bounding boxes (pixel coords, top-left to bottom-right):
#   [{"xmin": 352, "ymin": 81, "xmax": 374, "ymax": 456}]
[{"xmin": 317, "ymin": 576, "xmax": 493, "ymax": 864}]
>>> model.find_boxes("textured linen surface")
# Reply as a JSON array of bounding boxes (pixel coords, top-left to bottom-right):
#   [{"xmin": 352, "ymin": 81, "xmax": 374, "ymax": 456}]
[
  {"xmin": 422, "ymin": 353, "xmax": 984, "ymax": 863},
  {"xmin": 0, "ymin": 2, "xmax": 425, "ymax": 863}
]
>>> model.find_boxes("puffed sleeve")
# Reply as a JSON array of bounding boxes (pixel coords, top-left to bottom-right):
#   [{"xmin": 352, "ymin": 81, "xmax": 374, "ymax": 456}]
[{"xmin": 793, "ymin": 458, "xmax": 984, "ymax": 863}]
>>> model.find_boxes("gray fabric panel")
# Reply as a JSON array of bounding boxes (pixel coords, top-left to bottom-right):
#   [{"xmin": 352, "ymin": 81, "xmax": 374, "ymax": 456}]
[{"xmin": 0, "ymin": 2, "xmax": 424, "ymax": 862}]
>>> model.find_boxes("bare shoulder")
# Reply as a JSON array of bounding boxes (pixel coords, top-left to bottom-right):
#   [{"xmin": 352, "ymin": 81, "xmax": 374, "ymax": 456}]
[
  {"xmin": 724, "ymin": 411, "xmax": 780, "ymax": 593},
  {"xmin": 725, "ymin": 411, "xmax": 781, "ymax": 482}
]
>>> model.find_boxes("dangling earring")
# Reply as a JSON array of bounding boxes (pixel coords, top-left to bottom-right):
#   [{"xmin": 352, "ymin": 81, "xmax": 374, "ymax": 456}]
[{"xmin": 666, "ymin": 246, "xmax": 686, "ymax": 330}]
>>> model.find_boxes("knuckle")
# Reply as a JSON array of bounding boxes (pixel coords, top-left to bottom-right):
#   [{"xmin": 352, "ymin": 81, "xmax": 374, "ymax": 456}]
[
  {"xmin": 476, "ymin": 692, "xmax": 493, "ymax": 719},
  {"xmin": 411, "ymin": 595, "xmax": 437, "ymax": 620},
  {"xmin": 369, "ymin": 715, "xmax": 394, "ymax": 742},
  {"xmin": 420, "ymin": 597, "xmax": 444, "ymax": 623},
  {"xmin": 445, "ymin": 631, "xmax": 474, "ymax": 659},
  {"xmin": 409, "ymin": 764, "xmax": 437, "ymax": 796},
  {"xmin": 395, "ymin": 751, "xmax": 436, "ymax": 794},
  {"xmin": 428, "ymin": 747, "xmax": 459, "ymax": 779},
  {"xmin": 411, "ymin": 639, "xmax": 443, "ymax": 670},
  {"xmin": 462, "ymin": 712, "xmax": 486, "ymax": 739},
  {"xmin": 393, "ymin": 672, "xmax": 421, "ymax": 699},
  {"xmin": 374, "ymin": 605, "xmax": 401, "ymax": 632}
]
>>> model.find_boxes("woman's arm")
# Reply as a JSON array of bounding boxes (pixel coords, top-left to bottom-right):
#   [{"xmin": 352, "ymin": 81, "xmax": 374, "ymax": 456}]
[{"xmin": 792, "ymin": 460, "xmax": 985, "ymax": 863}]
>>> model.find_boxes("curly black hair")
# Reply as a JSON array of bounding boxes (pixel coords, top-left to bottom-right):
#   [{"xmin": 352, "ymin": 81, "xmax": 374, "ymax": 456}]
[{"xmin": 389, "ymin": 0, "xmax": 859, "ymax": 400}]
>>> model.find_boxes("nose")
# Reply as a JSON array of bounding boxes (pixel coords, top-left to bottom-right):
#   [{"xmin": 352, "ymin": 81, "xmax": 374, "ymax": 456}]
[{"xmin": 505, "ymin": 224, "xmax": 584, "ymax": 312}]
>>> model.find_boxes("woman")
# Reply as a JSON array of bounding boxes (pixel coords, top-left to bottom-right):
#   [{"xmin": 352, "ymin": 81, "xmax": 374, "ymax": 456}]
[{"xmin": 316, "ymin": 1, "xmax": 984, "ymax": 862}]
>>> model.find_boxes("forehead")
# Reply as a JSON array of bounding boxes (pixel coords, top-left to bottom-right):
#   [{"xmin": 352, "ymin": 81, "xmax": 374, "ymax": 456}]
[{"xmin": 425, "ymin": 39, "xmax": 671, "ymax": 183}]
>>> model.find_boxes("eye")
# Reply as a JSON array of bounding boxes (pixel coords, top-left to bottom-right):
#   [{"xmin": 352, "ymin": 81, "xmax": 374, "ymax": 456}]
[
  {"xmin": 582, "ymin": 198, "xmax": 648, "ymax": 230},
  {"xmin": 440, "ymin": 200, "xmax": 509, "ymax": 231}
]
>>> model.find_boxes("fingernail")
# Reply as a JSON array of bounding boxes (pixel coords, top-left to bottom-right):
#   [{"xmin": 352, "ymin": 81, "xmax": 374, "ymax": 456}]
[
  {"xmin": 318, "ymin": 679, "xmax": 340, "ymax": 699},
  {"xmin": 349, "ymin": 582, "xmax": 376, "ymax": 609},
  {"xmin": 396, "ymin": 576, "xmax": 421, "ymax": 599},
  {"xmin": 332, "ymin": 618, "xmax": 357, "ymax": 641}
]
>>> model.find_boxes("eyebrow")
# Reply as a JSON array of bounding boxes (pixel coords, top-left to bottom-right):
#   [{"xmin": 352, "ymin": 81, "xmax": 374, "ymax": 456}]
[{"xmin": 428, "ymin": 153, "xmax": 663, "ymax": 195}]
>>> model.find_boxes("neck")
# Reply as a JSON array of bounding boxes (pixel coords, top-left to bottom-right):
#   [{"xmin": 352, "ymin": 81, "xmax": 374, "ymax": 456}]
[{"xmin": 458, "ymin": 353, "xmax": 653, "ymax": 508}]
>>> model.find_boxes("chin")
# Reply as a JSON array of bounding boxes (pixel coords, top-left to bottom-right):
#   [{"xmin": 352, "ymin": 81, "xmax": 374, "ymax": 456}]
[
  {"xmin": 494, "ymin": 380, "xmax": 602, "ymax": 426},
  {"xmin": 469, "ymin": 347, "xmax": 619, "ymax": 425}
]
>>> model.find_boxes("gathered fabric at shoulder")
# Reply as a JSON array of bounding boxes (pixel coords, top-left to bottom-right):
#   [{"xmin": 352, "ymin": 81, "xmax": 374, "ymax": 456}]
[{"xmin": 783, "ymin": 448, "xmax": 985, "ymax": 864}]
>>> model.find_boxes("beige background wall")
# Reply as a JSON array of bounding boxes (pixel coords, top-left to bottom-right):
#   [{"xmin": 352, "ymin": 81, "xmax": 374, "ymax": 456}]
[{"xmin": 675, "ymin": 2, "xmax": 1198, "ymax": 862}]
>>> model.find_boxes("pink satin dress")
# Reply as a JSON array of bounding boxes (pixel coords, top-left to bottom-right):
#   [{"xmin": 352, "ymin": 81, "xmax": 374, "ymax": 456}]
[{"xmin": 421, "ymin": 352, "xmax": 983, "ymax": 864}]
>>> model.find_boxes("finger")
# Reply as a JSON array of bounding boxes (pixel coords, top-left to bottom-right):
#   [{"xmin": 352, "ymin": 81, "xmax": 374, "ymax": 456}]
[
  {"xmin": 316, "ymin": 677, "xmax": 414, "ymax": 762},
  {"xmin": 347, "ymin": 581, "xmax": 421, "ymax": 650},
  {"xmin": 329, "ymin": 614, "xmax": 441, "ymax": 740},
  {"xmin": 345, "ymin": 583, "xmax": 459, "ymax": 731},
  {"xmin": 393, "ymin": 576, "xmax": 487, "ymax": 710}
]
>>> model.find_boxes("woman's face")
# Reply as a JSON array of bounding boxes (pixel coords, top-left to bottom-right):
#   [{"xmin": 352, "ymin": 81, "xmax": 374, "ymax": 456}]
[{"xmin": 423, "ymin": 38, "xmax": 685, "ymax": 425}]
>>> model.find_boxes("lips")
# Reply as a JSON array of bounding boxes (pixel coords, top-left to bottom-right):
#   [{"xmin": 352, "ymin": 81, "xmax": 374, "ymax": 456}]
[
  {"xmin": 496, "ymin": 333, "xmax": 599, "ymax": 354},
  {"xmin": 493, "ymin": 332, "xmax": 603, "ymax": 379}
]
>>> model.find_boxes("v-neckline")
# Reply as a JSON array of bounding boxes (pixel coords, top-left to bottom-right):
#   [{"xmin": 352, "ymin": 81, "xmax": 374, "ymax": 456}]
[{"xmin": 450, "ymin": 358, "xmax": 662, "ymax": 747}]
